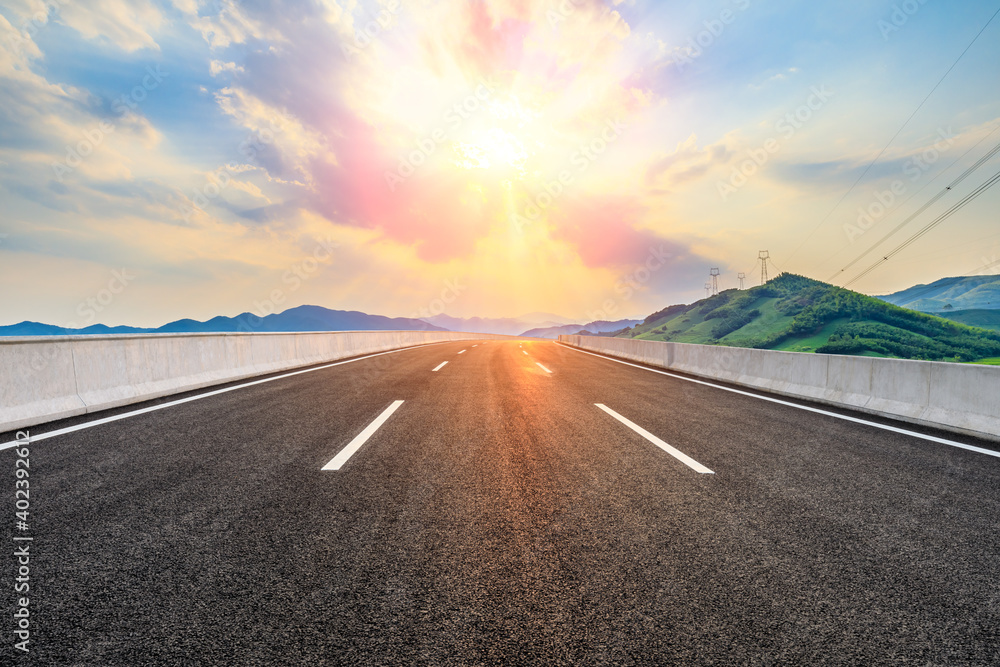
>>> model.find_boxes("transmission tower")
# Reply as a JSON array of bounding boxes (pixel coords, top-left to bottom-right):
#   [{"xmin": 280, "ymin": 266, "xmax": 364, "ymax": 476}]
[
  {"xmin": 737, "ymin": 272, "xmax": 746, "ymax": 289},
  {"xmin": 758, "ymin": 250, "xmax": 770, "ymax": 285},
  {"xmin": 704, "ymin": 282, "xmax": 711, "ymax": 298},
  {"xmin": 709, "ymin": 268, "xmax": 720, "ymax": 295}
]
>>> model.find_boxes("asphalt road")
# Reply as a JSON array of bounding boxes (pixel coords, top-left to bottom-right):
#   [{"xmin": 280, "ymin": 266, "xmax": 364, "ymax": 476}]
[{"xmin": 3, "ymin": 340, "xmax": 1000, "ymax": 665}]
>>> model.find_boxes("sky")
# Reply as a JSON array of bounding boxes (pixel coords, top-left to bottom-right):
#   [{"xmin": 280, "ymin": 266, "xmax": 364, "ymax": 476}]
[{"xmin": 1, "ymin": 0, "xmax": 999, "ymax": 328}]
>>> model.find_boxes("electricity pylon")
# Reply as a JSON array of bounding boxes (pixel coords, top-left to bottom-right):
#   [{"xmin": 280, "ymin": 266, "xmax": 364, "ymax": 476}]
[{"xmin": 758, "ymin": 251, "xmax": 770, "ymax": 285}]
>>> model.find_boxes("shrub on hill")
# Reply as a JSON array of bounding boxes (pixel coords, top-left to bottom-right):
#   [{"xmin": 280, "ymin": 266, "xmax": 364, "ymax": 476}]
[
  {"xmin": 711, "ymin": 309, "xmax": 760, "ymax": 339},
  {"xmin": 643, "ymin": 304, "xmax": 690, "ymax": 325},
  {"xmin": 817, "ymin": 321, "xmax": 1000, "ymax": 361}
]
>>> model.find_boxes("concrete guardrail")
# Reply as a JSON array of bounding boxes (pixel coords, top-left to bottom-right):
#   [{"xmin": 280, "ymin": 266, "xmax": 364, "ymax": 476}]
[
  {"xmin": 0, "ymin": 331, "xmax": 516, "ymax": 433},
  {"xmin": 559, "ymin": 334, "xmax": 1000, "ymax": 443}
]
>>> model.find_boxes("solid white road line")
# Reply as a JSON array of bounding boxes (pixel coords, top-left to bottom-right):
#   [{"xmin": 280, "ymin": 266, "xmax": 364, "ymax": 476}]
[
  {"xmin": 596, "ymin": 403, "xmax": 714, "ymax": 474},
  {"xmin": 0, "ymin": 344, "xmax": 447, "ymax": 451},
  {"xmin": 432, "ymin": 361, "xmax": 448, "ymax": 371},
  {"xmin": 322, "ymin": 400, "xmax": 404, "ymax": 471},
  {"xmin": 536, "ymin": 363, "xmax": 552, "ymax": 373},
  {"xmin": 458, "ymin": 350, "xmax": 466, "ymax": 354},
  {"xmin": 561, "ymin": 344, "xmax": 1000, "ymax": 460}
]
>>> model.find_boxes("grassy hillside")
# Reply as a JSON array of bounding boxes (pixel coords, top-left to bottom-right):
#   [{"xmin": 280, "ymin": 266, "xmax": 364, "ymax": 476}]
[
  {"xmin": 878, "ymin": 274, "xmax": 1000, "ymax": 311},
  {"xmin": 619, "ymin": 273, "xmax": 1000, "ymax": 363},
  {"xmin": 935, "ymin": 309, "xmax": 1000, "ymax": 331}
]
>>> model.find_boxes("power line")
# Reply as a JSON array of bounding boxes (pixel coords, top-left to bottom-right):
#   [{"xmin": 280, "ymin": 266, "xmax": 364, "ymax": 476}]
[
  {"xmin": 829, "ymin": 136, "xmax": 1000, "ymax": 283},
  {"xmin": 863, "ymin": 239, "xmax": 1000, "ymax": 304},
  {"xmin": 975, "ymin": 257, "xmax": 1000, "ymax": 274},
  {"xmin": 845, "ymin": 167, "xmax": 1000, "ymax": 288},
  {"xmin": 878, "ymin": 270, "xmax": 1000, "ymax": 310},
  {"xmin": 874, "ymin": 275, "xmax": 975, "ymax": 308},
  {"xmin": 785, "ymin": 4, "xmax": 1000, "ymax": 268},
  {"xmin": 843, "ymin": 166, "xmax": 1000, "ymax": 289},
  {"xmin": 888, "ymin": 228, "xmax": 1000, "ymax": 264},
  {"xmin": 822, "ymin": 123, "xmax": 1000, "ymax": 275},
  {"xmin": 872, "ymin": 256, "xmax": 1000, "ymax": 310},
  {"xmin": 871, "ymin": 255, "xmax": 1000, "ymax": 307}
]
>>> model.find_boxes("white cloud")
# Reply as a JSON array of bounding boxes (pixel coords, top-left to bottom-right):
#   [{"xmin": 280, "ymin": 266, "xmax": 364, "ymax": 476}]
[
  {"xmin": 209, "ymin": 60, "xmax": 244, "ymax": 76},
  {"xmin": 55, "ymin": 0, "xmax": 165, "ymax": 52},
  {"xmin": 180, "ymin": 0, "xmax": 284, "ymax": 49},
  {"xmin": 644, "ymin": 134, "xmax": 735, "ymax": 191},
  {"xmin": 213, "ymin": 86, "xmax": 331, "ymax": 184},
  {"xmin": 749, "ymin": 67, "xmax": 800, "ymax": 91}
]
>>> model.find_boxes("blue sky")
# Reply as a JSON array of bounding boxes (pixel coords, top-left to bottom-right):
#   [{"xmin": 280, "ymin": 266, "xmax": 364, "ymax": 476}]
[{"xmin": 1, "ymin": 0, "xmax": 998, "ymax": 328}]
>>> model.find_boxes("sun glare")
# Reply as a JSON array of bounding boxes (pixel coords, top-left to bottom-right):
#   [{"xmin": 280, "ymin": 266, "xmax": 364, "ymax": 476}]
[{"xmin": 453, "ymin": 128, "xmax": 531, "ymax": 176}]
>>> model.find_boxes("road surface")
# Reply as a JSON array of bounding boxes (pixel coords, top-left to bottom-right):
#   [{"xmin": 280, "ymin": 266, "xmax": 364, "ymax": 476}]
[{"xmin": 3, "ymin": 340, "xmax": 1000, "ymax": 664}]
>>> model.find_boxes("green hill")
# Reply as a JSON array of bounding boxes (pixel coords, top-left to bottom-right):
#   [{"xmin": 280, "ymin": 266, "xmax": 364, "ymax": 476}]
[
  {"xmin": 935, "ymin": 309, "xmax": 1000, "ymax": 331},
  {"xmin": 618, "ymin": 273, "xmax": 1000, "ymax": 363},
  {"xmin": 877, "ymin": 274, "xmax": 1000, "ymax": 311}
]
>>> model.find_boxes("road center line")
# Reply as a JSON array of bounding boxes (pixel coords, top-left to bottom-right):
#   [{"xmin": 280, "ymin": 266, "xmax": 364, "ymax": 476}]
[
  {"xmin": 596, "ymin": 404, "xmax": 714, "ymax": 474},
  {"xmin": 522, "ymin": 351, "xmax": 528, "ymax": 356},
  {"xmin": 0, "ymin": 343, "xmax": 449, "ymax": 451},
  {"xmin": 432, "ymin": 361, "xmax": 448, "ymax": 371},
  {"xmin": 322, "ymin": 400, "xmax": 404, "ymax": 471},
  {"xmin": 561, "ymin": 343, "xmax": 1000, "ymax": 459},
  {"xmin": 536, "ymin": 362, "xmax": 552, "ymax": 373},
  {"xmin": 458, "ymin": 350, "xmax": 466, "ymax": 354}
]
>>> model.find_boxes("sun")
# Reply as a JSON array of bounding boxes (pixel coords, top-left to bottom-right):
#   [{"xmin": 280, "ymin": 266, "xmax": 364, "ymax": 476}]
[{"xmin": 453, "ymin": 127, "xmax": 530, "ymax": 176}]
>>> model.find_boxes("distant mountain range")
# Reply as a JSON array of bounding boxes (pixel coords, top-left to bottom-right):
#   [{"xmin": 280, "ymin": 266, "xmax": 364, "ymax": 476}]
[
  {"xmin": 421, "ymin": 313, "xmax": 576, "ymax": 336},
  {"xmin": 617, "ymin": 273, "xmax": 1000, "ymax": 363},
  {"xmin": 0, "ymin": 305, "xmax": 625, "ymax": 338},
  {"xmin": 878, "ymin": 274, "xmax": 1000, "ymax": 311},
  {"xmin": 521, "ymin": 319, "xmax": 643, "ymax": 339},
  {"xmin": 0, "ymin": 305, "xmax": 447, "ymax": 336}
]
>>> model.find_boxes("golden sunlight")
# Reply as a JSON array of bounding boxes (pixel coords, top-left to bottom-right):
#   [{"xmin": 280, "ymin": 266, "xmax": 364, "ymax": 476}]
[{"xmin": 452, "ymin": 127, "xmax": 531, "ymax": 176}]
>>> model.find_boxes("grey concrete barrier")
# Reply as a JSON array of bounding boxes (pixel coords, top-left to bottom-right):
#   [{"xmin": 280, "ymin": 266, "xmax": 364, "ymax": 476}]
[
  {"xmin": 0, "ymin": 331, "xmax": 518, "ymax": 433},
  {"xmin": 559, "ymin": 334, "xmax": 1000, "ymax": 442}
]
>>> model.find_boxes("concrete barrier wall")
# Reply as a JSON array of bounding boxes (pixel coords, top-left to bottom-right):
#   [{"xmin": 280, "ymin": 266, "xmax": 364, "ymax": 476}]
[
  {"xmin": 559, "ymin": 335, "xmax": 1000, "ymax": 442},
  {"xmin": 0, "ymin": 331, "xmax": 517, "ymax": 433}
]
